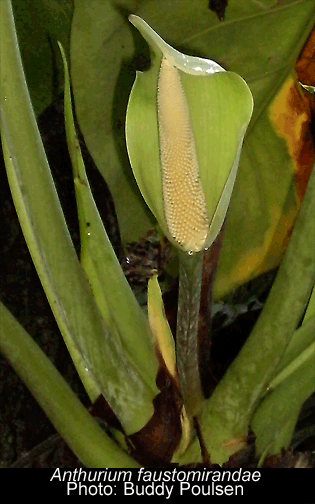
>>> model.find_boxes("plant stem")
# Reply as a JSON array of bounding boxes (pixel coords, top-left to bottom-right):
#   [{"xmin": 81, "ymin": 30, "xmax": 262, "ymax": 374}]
[{"xmin": 176, "ymin": 249, "xmax": 204, "ymax": 417}]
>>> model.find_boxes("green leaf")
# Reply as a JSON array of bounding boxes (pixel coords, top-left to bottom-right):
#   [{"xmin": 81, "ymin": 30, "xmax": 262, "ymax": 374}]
[
  {"xmin": 59, "ymin": 40, "xmax": 159, "ymax": 401},
  {"xmin": 302, "ymin": 284, "xmax": 315, "ymax": 323},
  {"xmin": 251, "ymin": 346, "xmax": 315, "ymax": 457},
  {"xmin": 71, "ymin": 0, "xmax": 155, "ymax": 243},
  {"xmin": 211, "ymin": 0, "xmax": 315, "ymax": 297},
  {"xmin": 179, "ymin": 161, "xmax": 315, "ymax": 466},
  {"xmin": 1, "ymin": 0, "xmax": 98, "ymax": 403},
  {"xmin": 250, "ymin": 307, "xmax": 315, "ymax": 458},
  {"xmin": 0, "ymin": 0, "xmax": 156, "ymax": 435},
  {"xmin": 0, "ymin": 301, "xmax": 139, "ymax": 468},
  {"xmin": 267, "ymin": 315, "xmax": 315, "ymax": 389}
]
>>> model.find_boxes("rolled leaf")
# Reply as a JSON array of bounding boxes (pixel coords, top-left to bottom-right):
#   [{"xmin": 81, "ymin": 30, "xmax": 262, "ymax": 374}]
[{"xmin": 147, "ymin": 273, "xmax": 176, "ymax": 379}]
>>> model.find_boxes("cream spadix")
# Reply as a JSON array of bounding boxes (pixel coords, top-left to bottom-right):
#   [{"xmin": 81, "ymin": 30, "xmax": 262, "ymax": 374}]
[
  {"xmin": 126, "ymin": 16, "xmax": 253, "ymax": 253},
  {"xmin": 158, "ymin": 57, "xmax": 210, "ymax": 253}
]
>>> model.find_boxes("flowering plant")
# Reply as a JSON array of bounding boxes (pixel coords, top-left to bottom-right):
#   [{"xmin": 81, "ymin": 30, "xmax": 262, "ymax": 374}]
[{"xmin": 1, "ymin": 1, "xmax": 314, "ymax": 468}]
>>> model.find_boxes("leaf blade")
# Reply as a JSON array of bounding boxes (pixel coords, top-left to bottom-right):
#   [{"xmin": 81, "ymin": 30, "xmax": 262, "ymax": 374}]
[
  {"xmin": 60, "ymin": 41, "xmax": 159, "ymax": 395},
  {"xmin": 0, "ymin": 301, "xmax": 139, "ymax": 468},
  {"xmin": 0, "ymin": 1, "xmax": 156, "ymax": 434}
]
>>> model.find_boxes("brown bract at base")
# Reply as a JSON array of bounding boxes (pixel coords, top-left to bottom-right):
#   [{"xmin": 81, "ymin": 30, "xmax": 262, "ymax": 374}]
[{"xmin": 89, "ymin": 366, "xmax": 183, "ymax": 468}]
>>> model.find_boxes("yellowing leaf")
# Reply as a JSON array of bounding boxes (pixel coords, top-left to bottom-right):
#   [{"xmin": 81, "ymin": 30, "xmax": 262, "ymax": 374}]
[{"xmin": 147, "ymin": 274, "xmax": 176, "ymax": 379}]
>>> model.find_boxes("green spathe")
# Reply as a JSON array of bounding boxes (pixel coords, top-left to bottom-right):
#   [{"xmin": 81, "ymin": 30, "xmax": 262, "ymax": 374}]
[{"xmin": 126, "ymin": 15, "xmax": 253, "ymax": 253}]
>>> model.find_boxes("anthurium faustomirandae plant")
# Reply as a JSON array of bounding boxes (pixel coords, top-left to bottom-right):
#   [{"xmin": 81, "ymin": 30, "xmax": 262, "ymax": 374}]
[
  {"xmin": 125, "ymin": 15, "xmax": 253, "ymax": 420},
  {"xmin": 1, "ymin": 0, "xmax": 315, "ymax": 468}
]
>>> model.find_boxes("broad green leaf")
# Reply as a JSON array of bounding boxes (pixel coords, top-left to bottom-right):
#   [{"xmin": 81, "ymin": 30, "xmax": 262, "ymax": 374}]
[
  {"xmin": 71, "ymin": 0, "xmax": 155, "ymax": 243},
  {"xmin": 251, "ymin": 348, "xmax": 315, "ymax": 457},
  {"xmin": 214, "ymin": 75, "xmax": 314, "ymax": 298},
  {"xmin": 250, "ymin": 297, "xmax": 315, "ymax": 458},
  {"xmin": 59, "ymin": 41, "xmax": 158, "ymax": 399},
  {"xmin": 71, "ymin": 0, "xmax": 315, "ymax": 299},
  {"xmin": 179, "ymin": 161, "xmax": 315, "ymax": 466},
  {"xmin": 0, "ymin": 302, "xmax": 139, "ymax": 468},
  {"xmin": 267, "ymin": 315, "xmax": 315, "ymax": 388},
  {"xmin": 0, "ymin": 0, "xmax": 156, "ymax": 435}
]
